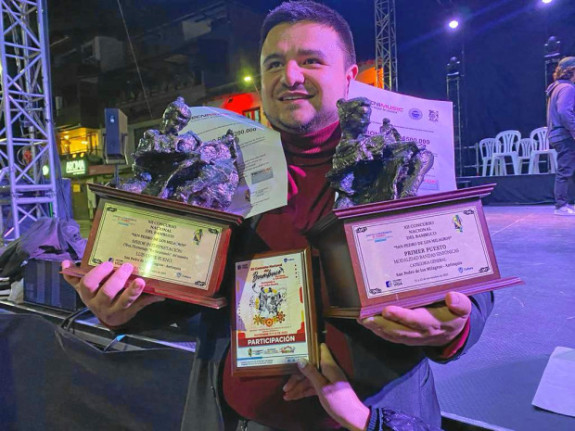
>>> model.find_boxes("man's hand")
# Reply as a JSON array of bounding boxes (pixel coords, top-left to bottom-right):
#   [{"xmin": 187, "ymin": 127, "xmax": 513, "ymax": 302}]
[
  {"xmin": 283, "ymin": 372, "xmax": 316, "ymax": 401},
  {"xmin": 62, "ymin": 260, "xmax": 164, "ymax": 328},
  {"xmin": 297, "ymin": 344, "xmax": 369, "ymax": 431},
  {"xmin": 358, "ymin": 291, "xmax": 471, "ymax": 347}
]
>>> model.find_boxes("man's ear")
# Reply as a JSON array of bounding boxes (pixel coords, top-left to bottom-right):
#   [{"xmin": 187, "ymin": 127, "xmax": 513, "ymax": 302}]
[{"xmin": 344, "ymin": 64, "xmax": 359, "ymax": 96}]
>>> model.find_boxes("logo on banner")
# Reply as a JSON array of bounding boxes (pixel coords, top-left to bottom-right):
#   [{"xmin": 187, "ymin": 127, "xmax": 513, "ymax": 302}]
[
  {"xmin": 409, "ymin": 108, "xmax": 423, "ymax": 120},
  {"xmin": 368, "ymin": 99, "xmax": 404, "ymax": 114},
  {"xmin": 428, "ymin": 110, "xmax": 440, "ymax": 122},
  {"xmin": 452, "ymin": 214, "xmax": 463, "ymax": 233}
]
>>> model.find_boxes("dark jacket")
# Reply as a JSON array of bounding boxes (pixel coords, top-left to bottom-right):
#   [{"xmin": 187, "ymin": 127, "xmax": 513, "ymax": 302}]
[{"xmin": 546, "ymin": 79, "xmax": 575, "ymax": 143}]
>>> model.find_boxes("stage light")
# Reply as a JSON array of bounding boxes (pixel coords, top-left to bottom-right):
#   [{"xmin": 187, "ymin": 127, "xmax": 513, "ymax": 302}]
[
  {"xmin": 541, "ymin": 0, "xmax": 553, "ymax": 4},
  {"xmin": 243, "ymin": 75, "xmax": 253, "ymax": 83},
  {"xmin": 448, "ymin": 19, "xmax": 460, "ymax": 30},
  {"xmin": 447, "ymin": 56, "xmax": 462, "ymax": 76}
]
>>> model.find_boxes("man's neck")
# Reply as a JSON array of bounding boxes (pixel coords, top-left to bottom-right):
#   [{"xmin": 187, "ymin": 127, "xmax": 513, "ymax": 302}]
[{"xmin": 279, "ymin": 121, "xmax": 341, "ymax": 154}]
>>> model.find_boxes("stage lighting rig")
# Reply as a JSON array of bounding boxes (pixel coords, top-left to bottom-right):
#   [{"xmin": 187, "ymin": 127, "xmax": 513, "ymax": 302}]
[
  {"xmin": 544, "ymin": 36, "xmax": 561, "ymax": 87},
  {"xmin": 446, "ymin": 56, "xmax": 462, "ymax": 77},
  {"xmin": 446, "ymin": 56, "xmax": 469, "ymax": 177}
]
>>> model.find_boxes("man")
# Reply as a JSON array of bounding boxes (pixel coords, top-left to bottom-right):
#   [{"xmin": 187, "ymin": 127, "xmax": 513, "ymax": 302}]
[
  {"xmin": 546, "ymin": 56, "xmax": 575, "ymax": 216},
  {"xmin": 64, "ymin": 2, "xmax": 493, "ymax": 429}
]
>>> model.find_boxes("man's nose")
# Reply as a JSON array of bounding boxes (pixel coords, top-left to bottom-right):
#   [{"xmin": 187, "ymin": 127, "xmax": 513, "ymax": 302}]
[{"xmin": 282, "ymin": 60, "xmax": 305, "ymax": 88}]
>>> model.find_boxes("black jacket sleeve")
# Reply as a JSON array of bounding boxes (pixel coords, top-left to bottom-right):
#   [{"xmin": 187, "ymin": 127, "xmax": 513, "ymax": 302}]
[{"xmin": 366, "ymin": 406, "xmax": 444, "ymax": 431}]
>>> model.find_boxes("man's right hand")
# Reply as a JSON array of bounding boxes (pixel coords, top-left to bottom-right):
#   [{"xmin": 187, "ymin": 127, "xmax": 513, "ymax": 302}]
[{"xmin": 62, "ymin": 260, "xmax": 164, "ymax": 328}]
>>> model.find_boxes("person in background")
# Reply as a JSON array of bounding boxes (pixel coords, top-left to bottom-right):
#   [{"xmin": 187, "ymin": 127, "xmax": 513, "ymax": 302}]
[{"xmin": 546, "ymin": 56, "xmax": 575, "ymax": 216}]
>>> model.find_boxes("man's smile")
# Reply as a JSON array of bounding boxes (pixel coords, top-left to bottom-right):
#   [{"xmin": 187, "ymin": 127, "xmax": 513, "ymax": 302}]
[{"xmin": 277, "ymin": 92, "xmax": 314, "ymax": 102}]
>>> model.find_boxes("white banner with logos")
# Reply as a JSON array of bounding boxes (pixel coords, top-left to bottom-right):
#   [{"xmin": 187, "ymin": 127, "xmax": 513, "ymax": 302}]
[{"xmin": 348, "ymin": 80, "xmax": 456, "ymax": 194}]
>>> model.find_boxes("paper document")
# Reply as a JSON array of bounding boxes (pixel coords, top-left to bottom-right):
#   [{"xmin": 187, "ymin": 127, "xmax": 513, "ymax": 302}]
[
  {"xmin": 532, "ymin": 346, "xmax": 575, "ymax": 417},
  {"xmin": 348, "ymin": 80, "xmax": 456, "ymax": 194},
  {"xmin": 182, "ymin": 106, "xmax": 288, "ymax": 218}
]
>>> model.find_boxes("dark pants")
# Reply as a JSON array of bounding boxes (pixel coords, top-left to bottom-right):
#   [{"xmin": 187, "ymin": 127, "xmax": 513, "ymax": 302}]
[{"xmin": 551, "ymin": 137, "xmax": 575, "ymax": 208}]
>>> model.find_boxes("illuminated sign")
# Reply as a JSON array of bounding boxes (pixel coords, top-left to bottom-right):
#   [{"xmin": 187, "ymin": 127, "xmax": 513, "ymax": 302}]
[{"xmin": 65, "ymin": 159, "xmax": 87, "ymax": 176}]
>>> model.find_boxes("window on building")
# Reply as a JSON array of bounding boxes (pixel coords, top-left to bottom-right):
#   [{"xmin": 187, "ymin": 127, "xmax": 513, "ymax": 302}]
[{"xmin": 243, "ymin": 107, "xmax": 261, "ymax": 123}]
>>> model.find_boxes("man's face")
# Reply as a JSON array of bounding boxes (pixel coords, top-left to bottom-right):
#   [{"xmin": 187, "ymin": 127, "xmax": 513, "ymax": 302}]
[{"xmin": 260, "ymin": 22, "xmax": 358, "ymax": 134}]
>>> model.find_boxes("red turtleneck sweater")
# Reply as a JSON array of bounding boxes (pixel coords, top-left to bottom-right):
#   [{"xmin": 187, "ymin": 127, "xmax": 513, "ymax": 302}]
[{"xmin": 222, "ymin": 121, "xmax": 347, "ymax": 430}]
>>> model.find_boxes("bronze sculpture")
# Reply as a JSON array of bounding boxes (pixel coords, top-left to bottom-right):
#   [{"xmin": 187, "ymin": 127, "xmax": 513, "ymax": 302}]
[
  {"xmin": 327, "ymin": 97, "xmax": 434, "ymax": 209},
  {"xmin": 119, "ymin": 97, "xmax": 240, "ymax": 211}
]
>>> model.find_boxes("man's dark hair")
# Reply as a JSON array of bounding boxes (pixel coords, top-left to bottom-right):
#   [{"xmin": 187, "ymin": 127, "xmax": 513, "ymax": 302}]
[{"xmin": 260, "ymin": 1, "xmax": 356, "ymax": 68}]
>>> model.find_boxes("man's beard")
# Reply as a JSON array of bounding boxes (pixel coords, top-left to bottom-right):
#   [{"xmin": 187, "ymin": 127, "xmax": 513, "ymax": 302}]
[{"xmin": 264, "ymin": 110, "xmax": 334, "ymax": 135}]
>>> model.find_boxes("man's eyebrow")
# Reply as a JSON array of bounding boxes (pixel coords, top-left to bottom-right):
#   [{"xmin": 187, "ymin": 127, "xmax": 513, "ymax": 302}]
[
  {"xmin": 262, "ymin": 53, "xmax": 284, "ymax": 64},
  {"xmin": 262, "ymin": 49, "xmax": 328, "ymax": 64},
  {"xmin": 297, "ymin": 49, "xmax": 327, "ymax": 59}
]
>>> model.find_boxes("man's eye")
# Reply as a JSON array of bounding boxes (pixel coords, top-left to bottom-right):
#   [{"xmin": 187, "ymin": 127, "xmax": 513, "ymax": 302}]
[
  {"xmin": 266, "ymin": 61, "xmax": 282, "ymax": 70},
  {"xmin": 303, "ymin": 58, "xmax": 321, "ymax": 65}
]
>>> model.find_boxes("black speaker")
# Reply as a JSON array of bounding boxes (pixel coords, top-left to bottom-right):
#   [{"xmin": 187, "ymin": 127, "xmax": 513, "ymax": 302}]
[{"xmin": 104, "ymin": 108, "xmax": 128, "ymax": 164}]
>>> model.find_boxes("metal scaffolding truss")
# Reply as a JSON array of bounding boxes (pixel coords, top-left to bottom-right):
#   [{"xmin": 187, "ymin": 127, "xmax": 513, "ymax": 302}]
[
  {"xmin": 0, "ymin": 0, "xmax": 59, "ymax": 241},
  {"xmin": 374, "ymin": 0, "xmax": 398, "ymax": 91}
]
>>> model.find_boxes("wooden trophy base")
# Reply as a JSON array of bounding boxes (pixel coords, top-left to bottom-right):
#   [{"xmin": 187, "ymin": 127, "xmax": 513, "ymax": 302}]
[
  {"xmin": 65, "ymin": 184, "xmax": 243, "ymax": 309},
  {"xmin": 307, "ymin": 184, "xmax": 523, "ymax": 319}
]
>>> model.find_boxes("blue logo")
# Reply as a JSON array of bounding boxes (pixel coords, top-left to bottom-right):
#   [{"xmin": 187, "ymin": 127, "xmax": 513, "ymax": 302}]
[
  {"xmin": 409, "ymin": 108, "xmax": 423, "ymax": 120},
  {"xmin": 385, "ymin": 280, "xmax": 392, "ymax": 288},
  {"xmin": 458, "ymin": 267, "xmax": 464, "ymax": 274}
]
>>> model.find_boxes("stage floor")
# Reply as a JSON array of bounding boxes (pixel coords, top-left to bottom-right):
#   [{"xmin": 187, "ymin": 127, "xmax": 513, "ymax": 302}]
[{"xmin": 431, "ymin": 205, "xmax": 575, "ymax": 431}]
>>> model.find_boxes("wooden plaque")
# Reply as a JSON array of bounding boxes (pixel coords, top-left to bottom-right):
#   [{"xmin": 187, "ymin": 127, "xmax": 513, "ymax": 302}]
[
  {"xmin": 231, "ymin": 248, "xmax": 319, "ymax": 377},
  {"xmin": 307, "ymin": 184, "xmax": 523, "ymax": 318},
  {"xmin": 62, "ymin": 184, "xmax": 243, "ymax": 308}
]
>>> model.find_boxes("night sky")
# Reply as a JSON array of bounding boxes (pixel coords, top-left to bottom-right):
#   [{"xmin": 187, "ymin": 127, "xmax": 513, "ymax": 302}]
[{"xmin": 49, "ymin": 0, "xmax": 575, "ymax": 145}]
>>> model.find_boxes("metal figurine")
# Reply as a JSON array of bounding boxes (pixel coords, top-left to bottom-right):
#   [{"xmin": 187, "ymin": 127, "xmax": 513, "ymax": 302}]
[
  {"xmin": 327, "ymin": 97, "xmax": 434, "ymax": 209},
  {"xmin": 119, "ymin": 97, "xmax": 239, "ymax": 211}
]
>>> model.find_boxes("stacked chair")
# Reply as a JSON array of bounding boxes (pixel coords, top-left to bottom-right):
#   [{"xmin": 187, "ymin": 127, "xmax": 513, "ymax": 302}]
[
  {"xmin": 490, "ymin": 130, "xmax": 521, "ymax": 175},
  {"xmin": 478, "ymin": 127, "xmax": 558, "ymax": 176},
  {"xmin": 528, "ymin": 127, "xmax": 557, "ymax": 174}
]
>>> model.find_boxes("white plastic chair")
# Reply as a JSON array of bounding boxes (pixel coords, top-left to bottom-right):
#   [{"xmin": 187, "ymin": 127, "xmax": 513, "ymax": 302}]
[
  {"xmin": 517, "ymin": 138, "xmax": 536, "ymax": 174},
  {"xmin": 479, "ymin": 138, "xmax": 497, "ymax": 176},
  {"xmin": 528, "ymin": 127, "xmax": 557, "ymax": 174},
  {"xmin": 490, "ymin": 130, "xmax": 521, "ymax": 175}
]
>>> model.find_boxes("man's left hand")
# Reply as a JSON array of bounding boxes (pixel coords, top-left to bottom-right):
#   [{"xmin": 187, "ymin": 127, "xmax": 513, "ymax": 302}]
[{"xmin": 358, "ymin": 291, "xmax": 471, "ymax": 347}]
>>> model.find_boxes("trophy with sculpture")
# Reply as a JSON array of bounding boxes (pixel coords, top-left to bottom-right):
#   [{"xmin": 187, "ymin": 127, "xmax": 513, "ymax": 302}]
[
  {"xmin": 63, "ymin": 97, "xmax": 287, "ymax": 308},
  {"xmin": 307, "ymin": 96, "xmax": 522, "ymax": 318}
]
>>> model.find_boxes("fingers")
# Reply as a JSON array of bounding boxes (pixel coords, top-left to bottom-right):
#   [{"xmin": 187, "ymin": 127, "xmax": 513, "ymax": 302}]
[
  {"xmin": 61, "ymin": 260, "xmax": 81, "ymax": 285},
  {"xmin": 79, "ymin": 261, "xmax": 115, "ymax": 298},
  {"xmin": 283, "ymin": 373, "xmax": 306, "ymax": 393},
  {"xmin": 115, "ymin": 278, "xmax": 146, "ymax": 310},
  {"xmin": 445, "ymin": 292, "xmax": 472, "ymax": 317},
  {"xmin": 105, "ymin": 278, "xmax": 164, "ymax": 317},
  {"xmin": 98, "ymin": 263, "xmax": 135, "ymax": 303},
  {"xmin": 359, "ymin": 316, "xmax": 424, "ymax": 344},
  {"xmin": 319, "ymin": 344, "xmax": 348, "ymax": 383},
  {"xmin": 282, "ymin": 373, "xmax": 316, "ymax": 401},
  {"xmin": 297, "ymin": 357, "xmax": 328, "ymax": 391},
  {"xmin": 380, "ymin": 306, "xmax": 431, "ymax": 331},
  {"xmin": 59, "ymin": 261, "xmax": 164, "ymax": 328}
]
